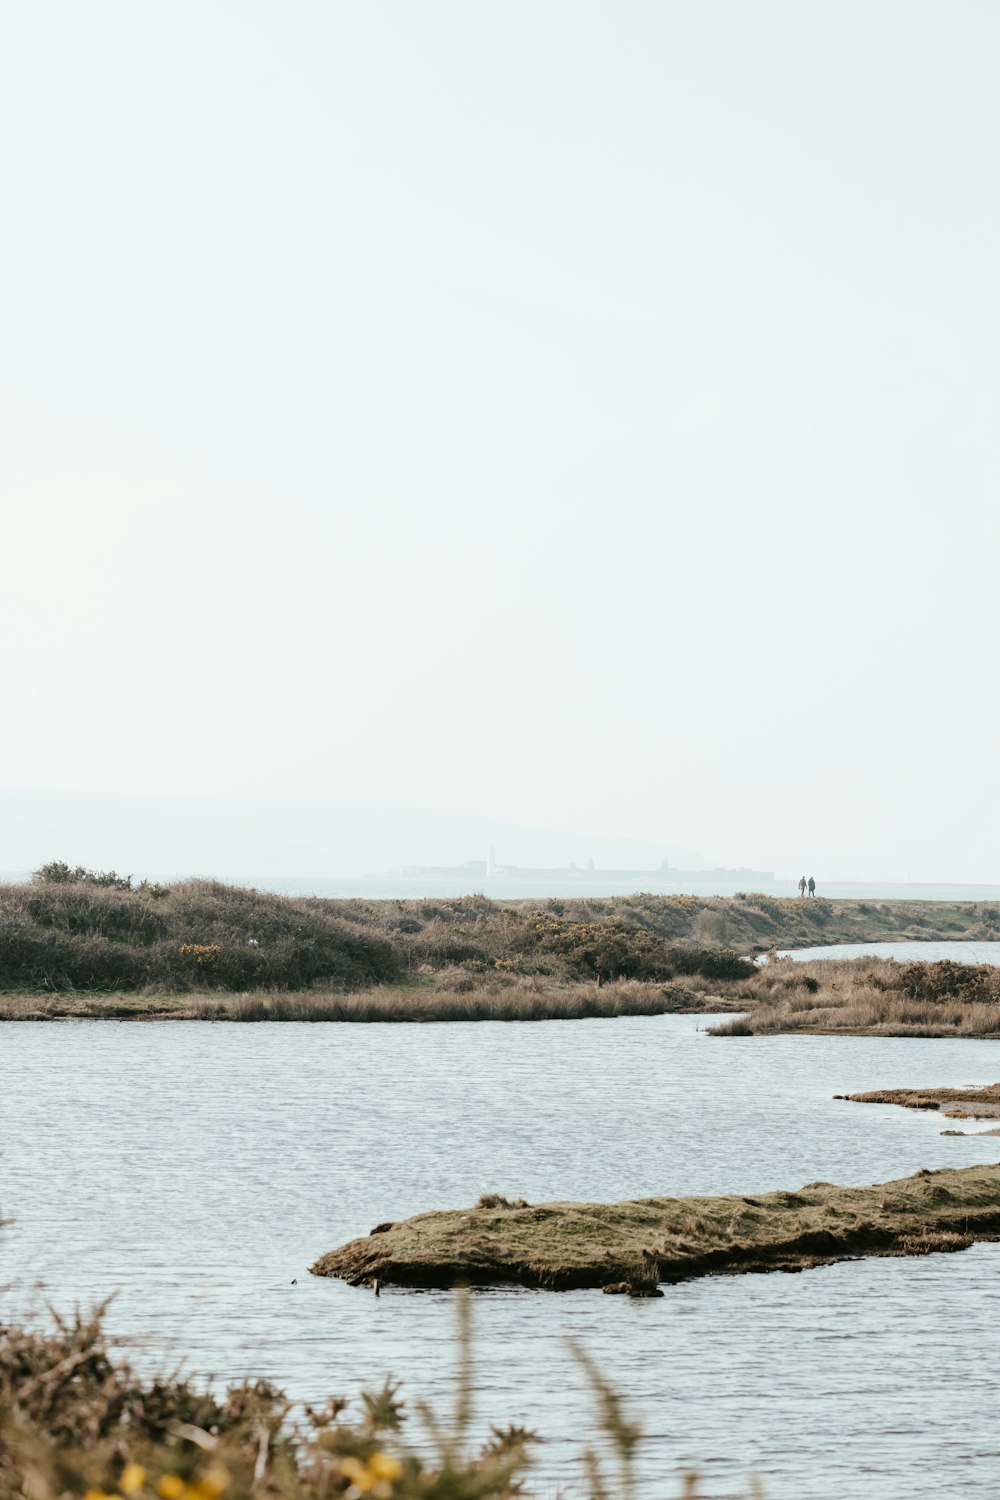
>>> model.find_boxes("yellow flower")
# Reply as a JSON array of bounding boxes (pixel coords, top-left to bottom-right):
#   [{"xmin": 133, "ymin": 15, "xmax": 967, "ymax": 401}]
[
  {"xmin": 186, "ymin": 1466, "xmax": 229, "ymax": 1500},
  {"xmin": 120, "ymin": 1466, "xmax": 147, "ymax": 1496},
  {"xmin": 85, "ymin": 1490, "xmax": 111, "ymax": 1500},
  {"xmin": 157, "ymin": 1478, "xmax": 185, "ymax": 1500},
  {"xmin": 339, "ymin": 1453, "xmax": 402, "ymax": 1493},
  {"xmin": 368, "ymin": 1454, "xmax": 402, "ymax": 1483},
  {"xmin": 200, "ymin": 1463, "xmax": 229, "ymax": 1498},
  {"xmin": 339, "ymin": 1456, "xmax": 370, "ymax": 1487}
]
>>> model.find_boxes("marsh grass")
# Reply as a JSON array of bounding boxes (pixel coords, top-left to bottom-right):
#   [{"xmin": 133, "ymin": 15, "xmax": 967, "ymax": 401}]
[
  {"xmin": 11, "ymin": 947, "xmax": 1000, "ymax": 1033},
  {"xmin": 20, "ymin": 976, "xmax": 721, "ymax": 1024},
  {"xmin": 217, "ymin": 977, "xmax": 724, "ymax": 1024},
  {"xmin": 709, "ymin": 956, "xmax": 1000, "ymax": 1038}
]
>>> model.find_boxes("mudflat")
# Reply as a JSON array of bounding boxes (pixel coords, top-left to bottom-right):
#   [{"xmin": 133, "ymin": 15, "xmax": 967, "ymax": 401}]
[{"xmin": 310, "ymin": 1163, "xmax": 1000, "ymax": 1294}]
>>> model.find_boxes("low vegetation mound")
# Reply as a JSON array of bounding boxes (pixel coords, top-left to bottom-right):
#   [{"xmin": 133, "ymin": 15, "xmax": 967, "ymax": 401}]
[
  {"xmin": 708, "ymin": 956, "xmax": 1000, "ymax": 1039},
  {"xmin": 0, "ymin": 869, "xmax": 401, "ymax": 993},
  {"xmin": 841, "ymin": 1084, "xmax": 1000, "ymax": 1119},
  {"xmin": 0, "ymin": 867, "xmax": 760, "ymax": 996},
  {"xmin": 310, "ymin": 1162, "xmax": 1000, "ymax": 1292},
  {"xmin": 2, "ymin": 869, "xmax": 995, "ymax": 1005}
]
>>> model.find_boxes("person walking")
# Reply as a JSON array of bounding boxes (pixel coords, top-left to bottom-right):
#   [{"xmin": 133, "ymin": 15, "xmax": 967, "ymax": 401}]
[
  {"xmin": 807, "ymin": 876, "xmax": 816, "ymax": 897},
  {"xmin": 798, "ymin": 875, "xmax": 807, "ymax": 897}
]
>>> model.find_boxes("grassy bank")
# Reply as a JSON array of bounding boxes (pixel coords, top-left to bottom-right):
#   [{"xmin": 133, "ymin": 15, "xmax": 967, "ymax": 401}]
[
  {"xmin": 310, "ymin": 1162, "xmax": 1000, "ymax": 1293},
  {"xmin": 0, "ymin": 973, "xmax": 734, "ymax": 1022},
  {"xmin": 707, "ymin": 956, "xmax": 1000, "ymax": 1038}
]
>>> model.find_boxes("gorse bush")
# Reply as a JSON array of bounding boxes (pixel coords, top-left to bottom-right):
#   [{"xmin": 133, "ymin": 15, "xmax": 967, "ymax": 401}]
[
  {"xmin": 33, "ymin": 862, "xmax": 165, "ymax": 895},
  {"xmin": 887, "ymin": 959, "xmax": 1000, "ymax": 1005},
  {"xmin": 662, "ymin": 946, "xmax": 753, "ymax": 982},
  {"xmin": 531, "ymin": 917, "xmax": 753, "ymax": 985},
  {"xmin": 533, "ymin": 916, "xmax": 675, "ymax": 982},
  {"xmin": 0, "ymin": 1298, "xmax": 532, "ymax": 1500},
  {"xmin": 0, "ymin": 1297, "xmax": 748, "ymax": 1500}
]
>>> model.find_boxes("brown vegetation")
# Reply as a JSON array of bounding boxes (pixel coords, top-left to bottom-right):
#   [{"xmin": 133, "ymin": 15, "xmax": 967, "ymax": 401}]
[
  {"xmin": 4, "ymin": 868, "xmax": 997, "ymax": 1023},
  {"xmin": 708, "ymin": 956, "xmax": 1000, "ymax": 1039},
  {"xmin": 310, "ymin": 1162, "xmax": 1000, "ymax": 1292},
  {"xmin": 0, "ymin": 873, "xmax": 400, "ymax": 993},
  {"xmin": 0, "ymin": 867, "xmax": 761, "ymax": 1002},
  {"xmin": 839, "ymin": 1084, "xmax": 1000, "ymax": 1118},
  {"xmin": 0, "ymin": 973, "xmax": 734, "ymax": 1023}
]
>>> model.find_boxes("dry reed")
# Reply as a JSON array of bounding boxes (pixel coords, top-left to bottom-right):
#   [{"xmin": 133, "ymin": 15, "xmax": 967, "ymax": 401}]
[{"xmin": 710, "ymin": 956, "xmax": 1000, "ymax": 1038}]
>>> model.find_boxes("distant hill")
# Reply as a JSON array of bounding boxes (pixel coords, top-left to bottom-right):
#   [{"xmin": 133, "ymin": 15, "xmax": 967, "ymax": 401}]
[{"xmin": 0, "ymin": 792, "xmax": 714, "ymax": 883}]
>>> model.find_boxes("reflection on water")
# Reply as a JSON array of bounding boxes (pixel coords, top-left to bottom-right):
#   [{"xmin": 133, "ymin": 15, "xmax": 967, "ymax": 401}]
[{"xmin": 3, "ymin": 1017, "xmax": 1000, "ymax": 1497}]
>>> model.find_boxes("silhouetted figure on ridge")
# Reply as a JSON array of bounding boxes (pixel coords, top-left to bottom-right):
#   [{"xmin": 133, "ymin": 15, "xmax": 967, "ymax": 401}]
[
  {"xmin": 798, "ymin": 876, "xmax": 807, "ymax": 897},
  {"xmin": 807, "ymin": 876, "xmax": 816, "ymax": 897}
]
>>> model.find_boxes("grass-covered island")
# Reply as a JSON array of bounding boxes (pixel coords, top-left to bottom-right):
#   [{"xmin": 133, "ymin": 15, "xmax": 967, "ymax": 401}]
[
  {"xmin": 841, "ymin": 1083, "xmax": 1000, "ymax": 1116},
  {"xmin": 311, "ymin": 1163, "xmax": 1000, "ymax": 1293},
  {"xmin": 2, "ymin": 863, "xmax": 999, "ymax": 1024},
  {"xmin": 839, "ymin": 1084, "xmax": 1000, "ymax": 1136}
]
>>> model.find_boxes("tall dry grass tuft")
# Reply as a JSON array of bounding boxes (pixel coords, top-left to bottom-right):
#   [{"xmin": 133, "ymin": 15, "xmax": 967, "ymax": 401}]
[
  {"xmin": 709, "ymin": 956, "xmax": 1000, "ymax": 1038},
  {"xmin": 212, "ymin": 977, "xmax": 711, "ymax": 1024}
]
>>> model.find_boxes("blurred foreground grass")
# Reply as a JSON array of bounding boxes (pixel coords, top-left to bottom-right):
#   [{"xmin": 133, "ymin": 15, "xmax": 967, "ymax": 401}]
[{"xmin": 0, "ymin": 1293, "xmax": 755, "ymax": 1500}]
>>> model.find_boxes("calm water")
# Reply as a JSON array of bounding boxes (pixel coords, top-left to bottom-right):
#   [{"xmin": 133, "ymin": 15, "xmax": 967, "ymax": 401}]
[
  {"xmin": 784, "ymin": 940, "xmax": 1000, "ymax": 963},
  {"xmin": 4, "ymin": 1017, "xmax": 1000, "ymax": 1497}
]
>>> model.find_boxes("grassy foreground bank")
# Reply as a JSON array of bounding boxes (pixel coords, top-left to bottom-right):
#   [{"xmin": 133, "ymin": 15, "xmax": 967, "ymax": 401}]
[
  {"xmin": 0, "ymin": 1295, "xmax": 722, "ymax": 1500},
  {"xmin": 310, "ymin": 1162, "xmax": 1000, "ymax": 1293}
]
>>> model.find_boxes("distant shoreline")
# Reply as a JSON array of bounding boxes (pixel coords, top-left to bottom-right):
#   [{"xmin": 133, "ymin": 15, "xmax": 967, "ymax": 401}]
[
  {"xmin": 8, "ymin": 872, "xmax": 1000, "ymax": 903},
  {"xmin": 1, "ymin": 871, "xmax": 998, "ymax": 1025}
]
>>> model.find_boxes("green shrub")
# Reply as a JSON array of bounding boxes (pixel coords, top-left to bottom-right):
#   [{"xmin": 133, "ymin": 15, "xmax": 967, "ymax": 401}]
[
  {"xmin": 663, "ymin": 947, "xmax": 755, "ymax": 982},
  {"xmin": 886, "ymin": 960, "xmax": 1000, "ymax": 1006},
  {"xmin": 532, "ymin": 917, "xmax": 664, "ymax": 982}
]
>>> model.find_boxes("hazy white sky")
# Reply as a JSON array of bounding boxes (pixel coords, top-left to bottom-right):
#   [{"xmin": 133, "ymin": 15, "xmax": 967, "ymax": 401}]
[{"xmin": 3, "ymin": 1, "xmax": 999, "ymax": 880}]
